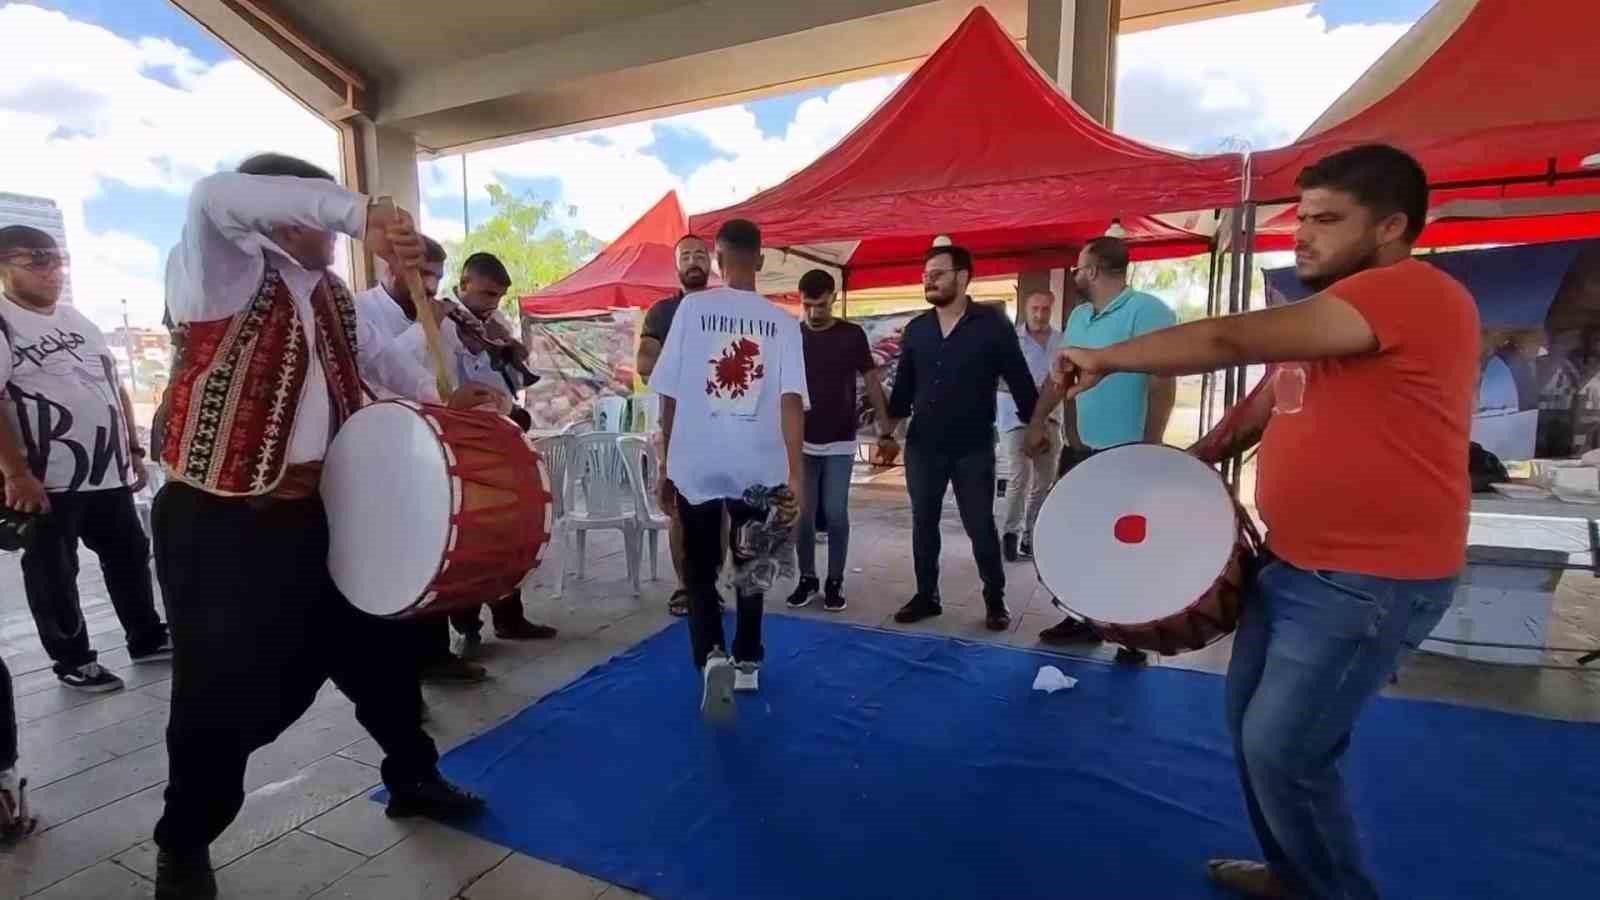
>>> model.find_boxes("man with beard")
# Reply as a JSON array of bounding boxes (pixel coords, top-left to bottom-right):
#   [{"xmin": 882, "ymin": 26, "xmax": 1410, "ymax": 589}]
[
  {"xmin": 637, "ymin": 234, "xmax": 712, "ymax": 617},
  {"xmin": 878, "ymin": 244, "xmax": 1042, "ymax": 632},
  {"xmin": 1047, "ymin": 145, "xmax": 1476, "ymax": 900},
  {"xmin": 1024, "ymin": 236, "xmax": 1175, "ymax": 652}
]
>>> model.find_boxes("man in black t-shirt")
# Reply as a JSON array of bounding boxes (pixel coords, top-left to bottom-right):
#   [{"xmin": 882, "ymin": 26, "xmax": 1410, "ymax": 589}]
[
  {"xmin": 784, "ymin": 270, "xmax": 890, "ymax": 612},
  {"xmin": 637, "ymin": 234, "xmax": 712, "ymax": 617}
]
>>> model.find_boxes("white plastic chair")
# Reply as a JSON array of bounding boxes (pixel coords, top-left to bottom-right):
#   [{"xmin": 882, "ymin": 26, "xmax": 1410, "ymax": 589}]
[
  {"xmin": 618, "ymin": 434, "xmax": 672, "ymax": 582},
  {"xmin": 592, "ymin": 395, "xmax": 628, "ymax": 433},
  {"xmin": 562, "ymin": 432, "xmax": 642, "ymax": 593}
]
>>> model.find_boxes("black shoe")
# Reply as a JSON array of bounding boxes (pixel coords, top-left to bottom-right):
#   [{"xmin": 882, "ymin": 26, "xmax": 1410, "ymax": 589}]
[
  {"xmin": 494, "ymin": 618, "xmax": 558, "ymax": 641},
  {"xmin": 894, "ymin": 595, "xmax": 942, "ymax": 624},
  {"xmin": 985, "ymin": 603, "xmax": 1012, "ymax": 632},
  {"xmin": 786, "ymin": 576, "xmax": 820, "ymax": 609},
  {"xmin": 156, "ymin": 848, "xmax": 217, "ymax": 900},
  {"xmin": 1018, "ymin": 537, "xmax": 1034, "ymax": 560},
  {"xmin": 57, "ymin": 662, "xmax": 124, "ymax": 693},
  {"xmin": 386, "ymin": 775, "xmax": 486, "ymax": 822},
  {"xmin": 420, "ymin": 655, "xmax": 487, "ymax": 684},
  {"xmin": 1114, "ymin": 646, "xmax": 1150, "ymax": 666},
  {"xmin": 822, "ymin": 577, "xmax": 847, "ymax": 612},
  {"xmin": 130, "ymin": 631, "xmax": 175, "ymax": 664},
  {"xmin": 1039, "ymin": 617, "xmax": 1103, "ymax": 646},
  {"xmin": 1002, "ymin": 533, "xmax": 1020, "ymax": 562}
]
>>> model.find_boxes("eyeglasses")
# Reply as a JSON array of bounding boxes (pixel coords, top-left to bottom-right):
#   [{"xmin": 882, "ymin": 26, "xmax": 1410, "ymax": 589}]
[{"xmin": 0, "ymin": 250, "xmax": 69, "ymax": 272}]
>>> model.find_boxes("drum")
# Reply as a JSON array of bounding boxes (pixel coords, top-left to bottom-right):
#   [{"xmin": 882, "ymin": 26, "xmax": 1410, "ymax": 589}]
[
  {"xmin": 1033, "ymin": 444, "xmax": 1259, "ymax": 655},
  {"xmin": 322, "ymin": 400, "xmax": 554, "ymax": 618}
]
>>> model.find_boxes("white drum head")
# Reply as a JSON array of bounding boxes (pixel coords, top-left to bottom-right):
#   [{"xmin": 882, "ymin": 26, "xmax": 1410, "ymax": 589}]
[
  {"xmin": 323, "ymin": 402, "xmax": 451, "ymax": 616},
  {"xmin": 1034, "ymin": 445, "xmax": 1237, "ymax": 625}
]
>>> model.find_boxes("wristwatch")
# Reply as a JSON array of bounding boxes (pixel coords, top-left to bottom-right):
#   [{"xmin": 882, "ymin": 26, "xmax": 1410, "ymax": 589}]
[{"xmin": 129, "ymin": 446, "xmax": 147, "ymax": 459}]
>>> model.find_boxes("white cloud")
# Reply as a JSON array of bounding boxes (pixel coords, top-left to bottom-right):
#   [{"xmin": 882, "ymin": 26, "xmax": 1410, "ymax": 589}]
[
  {"xmin": 1115, "ymin": 4, "xmax": 1412, "ymax": 152},
  {"xmin": 0, "ymin": 4, "xmax": 338, "ymax": 329}
]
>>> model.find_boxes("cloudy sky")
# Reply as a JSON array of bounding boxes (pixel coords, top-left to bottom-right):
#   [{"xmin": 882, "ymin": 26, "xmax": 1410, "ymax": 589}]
[{"xmin": 1, "ymin": 0, "xmax": 1433, "ymax": 329}]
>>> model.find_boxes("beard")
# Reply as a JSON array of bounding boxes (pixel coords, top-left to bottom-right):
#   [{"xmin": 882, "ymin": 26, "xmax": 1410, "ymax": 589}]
[
  {"xmin": 925, "ymin": 286, "xmax": 959, "ymax": 307},
  {"xmin": 680, "ymin": 267, "xmax": 708, "ymax": 291},
  {"xmin": 1297, "ymin": 242, "xmax": 1380, "ymax": 293}
]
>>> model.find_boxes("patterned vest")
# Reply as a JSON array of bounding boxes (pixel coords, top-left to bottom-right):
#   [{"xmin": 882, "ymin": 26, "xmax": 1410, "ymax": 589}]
[{"xmin": 161, "ymin": 266, "xmax": 365, "ymax": 496}]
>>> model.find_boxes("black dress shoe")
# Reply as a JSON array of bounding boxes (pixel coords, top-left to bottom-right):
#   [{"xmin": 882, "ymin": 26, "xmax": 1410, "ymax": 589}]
[
  {"xmin": 386, "ymin": 775, "xmax": 487, "ymax": 822},
  {"xmin": 1002, "ymin": 533, "xmax": 1020, "ymax": 562},
  {"xmin": 985, "ymin": 604, "xmax": 1012, "ymax": 631},
  {"xmin": 156, "ymin": 848, "xmax": 217, "ymax": 900},
  {"xmin": 1039, "ymin": 617, "xmax": 1103, "ymax": 646},
  {"xmin": 893, "ymin": 595, "xmax": 942, "ymax": 624}
]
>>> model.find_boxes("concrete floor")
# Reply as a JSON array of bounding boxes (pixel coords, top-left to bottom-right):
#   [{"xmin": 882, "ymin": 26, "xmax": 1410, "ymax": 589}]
[{"xmin": 2, "ymin": 480, "xmax": 1597, "ymax": 899}]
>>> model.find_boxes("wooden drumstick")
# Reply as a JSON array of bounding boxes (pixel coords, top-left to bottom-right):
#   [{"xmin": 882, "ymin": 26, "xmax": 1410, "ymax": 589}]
[{"xmin": 373, "ymin": 196, "xmax": 454, "ymax": 402}]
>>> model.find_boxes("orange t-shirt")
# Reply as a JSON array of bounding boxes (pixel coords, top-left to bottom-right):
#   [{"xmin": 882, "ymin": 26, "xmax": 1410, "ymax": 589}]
[{"xmin": 1255, "ymin": 258, "xmax": 1479, "ymax": 579}]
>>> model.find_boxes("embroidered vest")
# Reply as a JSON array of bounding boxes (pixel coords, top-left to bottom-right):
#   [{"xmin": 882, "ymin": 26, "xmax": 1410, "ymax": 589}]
[{"xmin": 161, "ymin": 267, "xmax": 364, "ymax": 496}]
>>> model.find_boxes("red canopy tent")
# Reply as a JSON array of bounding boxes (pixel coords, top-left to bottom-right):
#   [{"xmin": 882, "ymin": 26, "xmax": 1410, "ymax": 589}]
[
  {"xmin": 690, "ymin": 6, "xmax": 1240, "ymax": 291},
  {"xmin": 521, "ymin": 191, "xmax": 691, "ymax": 317},
  {"xmin": 1246, "ymin": 0, "xmax": 1600, "ymax": 216}
]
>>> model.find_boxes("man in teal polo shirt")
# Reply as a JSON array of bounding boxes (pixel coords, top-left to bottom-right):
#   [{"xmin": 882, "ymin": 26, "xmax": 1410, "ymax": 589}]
[{"xmin": 1024, "ymin": 236, "xmax": 1176, "ymax": 649}]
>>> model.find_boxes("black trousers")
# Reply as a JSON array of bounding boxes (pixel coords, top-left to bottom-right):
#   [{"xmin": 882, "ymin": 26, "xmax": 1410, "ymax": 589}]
[
  {"xmin": 676, "ymin": 494, "xmax": 764, "ymax": 669},
  {"xmin": 1, "ymin": 654, "xmax": 15, "ymax": 772},
  {"xmin": 20, "ymin": 487, "xmax": 166, "ymax": 674},
  {"xmin": 904, "ymin": 442, "xmax": 1006, "ymax": 606},
  {"xmin": 448, "ymin": 593, "xmax": 526, "ymax": 637},
  {"xmin": 151, "ymin": 483, "xmax": 438, "ymax": 854}
]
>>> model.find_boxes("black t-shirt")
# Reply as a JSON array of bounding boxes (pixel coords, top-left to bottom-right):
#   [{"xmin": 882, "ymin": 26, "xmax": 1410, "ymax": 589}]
[
  {"xmin": 641, "ymin": 292, "xmax": 684, "ymax": 343},
  {"xmin": 801, "ymin": 320, "xmax": 875, "ymax": 447}
]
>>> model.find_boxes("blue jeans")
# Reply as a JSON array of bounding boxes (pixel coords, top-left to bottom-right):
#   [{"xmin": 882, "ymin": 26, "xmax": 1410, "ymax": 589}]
[
  {"xmin": 1226, "ymin": 557, "xmax": 1456, "ymax": 900},
  {"xmin": 798, "ymin": 454, "xmax": 853, "ymax": 580}
]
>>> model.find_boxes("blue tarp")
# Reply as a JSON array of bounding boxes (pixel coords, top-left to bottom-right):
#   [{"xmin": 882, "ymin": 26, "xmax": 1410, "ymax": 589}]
[
  {"xmin": 1264, "ymin": 239, "xmax": 1593, "ymax": 327},
  {"xmin": 403, "ymin": 616, "xmax": 1600, "ymax": 900}
]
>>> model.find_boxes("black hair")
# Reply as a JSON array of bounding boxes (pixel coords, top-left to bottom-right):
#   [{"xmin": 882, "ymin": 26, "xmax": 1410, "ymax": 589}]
[
  {"xmin": 462, "ymin": 252, "xmax": 512, "ymax": 287},
  {"xmin": 1296, "ymin": 143, "xmax": 1429, "ymax": 242},
  {"xmin": 1083, "ymin": 236, "xmax": 1129, "ymax": 274},
  {"xmin": 0, "ymin": 225, "xmax": 56, "ymax": 254},
  {"xmin": 422, "ymin": 235, "xmax": 447, "ymax": 265},
  {"xmin": 715, "ymin": 219, "xmax": 761, "ymax": 256},
  {"xmin": 924, "ymin": 244, "xmax": 973, "ymax": 276},
  {"xmin": 674, "ymin": 233, "xmax": 708, "ymax": 249},
  {"xmin": 236, "ymin": 153, "xmax": 337, "ymax": 181},
  {"xmin": 798, "ymin": 269, "xmax": 836, "ymax": 300}
]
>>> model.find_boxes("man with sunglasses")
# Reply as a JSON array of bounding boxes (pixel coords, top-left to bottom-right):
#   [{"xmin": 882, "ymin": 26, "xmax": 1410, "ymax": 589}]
[
  {"xmin": 879, "ymin": 244, "xmax": 1043, "ymax": 632},
  {"xmin": 0, "ymin": 226, "xmax": 172, "ymax": 694}
]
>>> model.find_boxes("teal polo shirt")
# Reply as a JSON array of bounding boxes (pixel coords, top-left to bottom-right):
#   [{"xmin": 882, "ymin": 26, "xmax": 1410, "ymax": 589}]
[{"xmin": 1065, "ymin": 288, "xmax": 1178, "ymax": 449}]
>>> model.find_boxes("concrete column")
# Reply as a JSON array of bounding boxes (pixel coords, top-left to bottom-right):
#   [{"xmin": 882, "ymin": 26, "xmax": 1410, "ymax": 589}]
[
  {"xmin": 342, "ymin": 120, "xmax": 423, "ymax": 289},
  {"xmin": 1023, "ymin": 0, "xmax": 1120, "ymax": 328}
]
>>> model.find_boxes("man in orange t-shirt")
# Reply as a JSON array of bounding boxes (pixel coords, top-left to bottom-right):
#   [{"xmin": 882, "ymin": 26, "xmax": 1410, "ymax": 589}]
[{"xmin": 1052, "ymin": 145, "xmax": 1476, "ymax": 900}]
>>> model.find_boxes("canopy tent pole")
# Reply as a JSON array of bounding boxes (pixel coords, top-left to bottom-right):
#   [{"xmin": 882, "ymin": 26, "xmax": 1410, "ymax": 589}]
[
  {"xmin": 1225, "ymin": 203, "xmax": 1259, "ymax": 493},
  {"xmin": 1199, "ymin": 237, "xmax": 1223, "ymax": 435},
  {"xmin": 840, "ymin": 268, "xmax": 849, "ymax": 318}
]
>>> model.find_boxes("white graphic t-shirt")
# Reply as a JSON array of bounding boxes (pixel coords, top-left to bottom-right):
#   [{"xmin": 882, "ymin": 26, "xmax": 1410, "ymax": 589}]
[
  {"xmin": 0, "ymin": 295, "xmax": 130, "ymax": 492},
  {"xmin": 650, "ymin": 287, "xmax": 808, "ymax": 505}
]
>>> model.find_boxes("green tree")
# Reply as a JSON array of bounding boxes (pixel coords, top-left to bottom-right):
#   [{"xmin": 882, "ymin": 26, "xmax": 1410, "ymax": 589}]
[{"xmin": 445, "ymin": 184, "xmax": 605, "ymax": 317}]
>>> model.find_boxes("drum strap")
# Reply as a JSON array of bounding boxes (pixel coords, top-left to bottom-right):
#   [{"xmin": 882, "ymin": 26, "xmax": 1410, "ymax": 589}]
[{"xmin": 247, "ymin": 462, "xmax": 323, "ymax": 507}]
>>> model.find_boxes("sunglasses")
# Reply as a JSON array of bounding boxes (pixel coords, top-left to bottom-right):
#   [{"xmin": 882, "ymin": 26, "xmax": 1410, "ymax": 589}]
[{"xmin": 0, "ymin": 250, "xmax": 69, "ymax": 272}]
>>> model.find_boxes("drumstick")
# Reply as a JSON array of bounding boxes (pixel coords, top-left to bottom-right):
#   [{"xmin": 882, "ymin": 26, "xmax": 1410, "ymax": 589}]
[{"xmin": 373, "ymin": 197, "xmax": 454, "ymax": 402}]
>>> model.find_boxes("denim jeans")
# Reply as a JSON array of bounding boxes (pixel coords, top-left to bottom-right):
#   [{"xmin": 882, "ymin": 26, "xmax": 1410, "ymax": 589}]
[
  {"xmin": 1226, "ymin": 556, "xmax": 1456, "ymax": 900},
  {"xmin": 798, "ymin": 454, "xmax": 853, "ymax": 580}
]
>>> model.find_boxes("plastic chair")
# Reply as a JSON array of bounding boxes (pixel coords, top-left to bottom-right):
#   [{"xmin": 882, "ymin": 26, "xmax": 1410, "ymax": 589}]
[
  {"xmin": 617, "ymin": 434, "xmax": 672, "ymax": 582},
  {"xmin": 562, "ymin": 432, "xmax": 642, "ymax": 593},
  {"xmin": 592, "ymin": 395, "xmax": 628, "ymax": 433}
]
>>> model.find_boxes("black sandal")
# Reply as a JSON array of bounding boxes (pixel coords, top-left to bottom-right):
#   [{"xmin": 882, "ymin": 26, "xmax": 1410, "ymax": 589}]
[{"xmin": 668, "ymin": 589, "xmax": 691, "ymax": 617}]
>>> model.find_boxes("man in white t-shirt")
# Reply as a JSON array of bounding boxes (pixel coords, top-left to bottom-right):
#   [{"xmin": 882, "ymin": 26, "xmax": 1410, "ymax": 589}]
[
  {"xmin": 0, "ymin": 226, "xmax": 171, "ymax": 694},
  {"xmin": 381, "ymin": 253, "xmax": 555, "ymax": 650},
  {"xmin": 652, "ymin": 219, "xmax": 806, "ymax": 718}
]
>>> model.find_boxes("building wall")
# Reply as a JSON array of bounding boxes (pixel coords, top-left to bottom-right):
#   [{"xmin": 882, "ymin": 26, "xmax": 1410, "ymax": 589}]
[{"xmin": 0, "ymin": 191, "xmax": 73, "ymax": 305}]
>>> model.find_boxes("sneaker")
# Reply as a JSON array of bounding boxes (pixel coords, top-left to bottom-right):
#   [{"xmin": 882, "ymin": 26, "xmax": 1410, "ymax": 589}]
[
  {"xmin": 893, "ymin": 594, "xmax": 942, "ymax": 624},
  {"xmin": 733, "ymin": 661, "xmax": 760, "ymax": 693},
  {"xmin": 701, "ymin": 649, "xmax": 735, "ymax": 721},
  {"xmin": 785, "ymin": 576, "xmax": 819, "ymax": 609},
  {"xmin": 58, "ymin": 662, "xmax": 123, "ymax": 693},
  {"xmin": 386, "ymin": 775, "xmax": 487, "ymax": 822},
  {"xmin": 494, "ymin": 619, "xmax": 558, "ymax": 641},
  {"xmin": 1018, "ymin": 537, "xmax": 1035, "ymax": 560},
  {"xmin": 1003, "ymin": 533, "xmax": 1020, "ymax": 562},
  {"xmin": 1, "ymin": 768, "xmax": 36, "ymax": 841},
  {"xmin": 1038, "ymin": 617, "xmax": 1103, "ymax": 647},
  {"xmin": 822, "ymin": 577, "xmax": 847, "ymax": 612},
  {"xmin": 155, "ymin": 848, "xmax": 216, "ymax": 900},
  {"xmin": 130, "ymin": 635, "xmax": 175, "ymax": 664},
  {"xmin": 420, "ymin": 656, "xmax": 487, "ymax": 684}
]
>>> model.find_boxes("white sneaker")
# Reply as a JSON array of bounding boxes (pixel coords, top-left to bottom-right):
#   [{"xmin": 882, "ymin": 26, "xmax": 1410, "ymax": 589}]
[
  {"xmin": 701, "ymin": 650, "xmax": 735, "ymax": 721},
  {"xmin": 733, "ymin": 661, "xmax": 760, "ymax": 693},
  {"xmin": 0, "ymin": 768, "xmax": 36, "ymax": 840}
]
